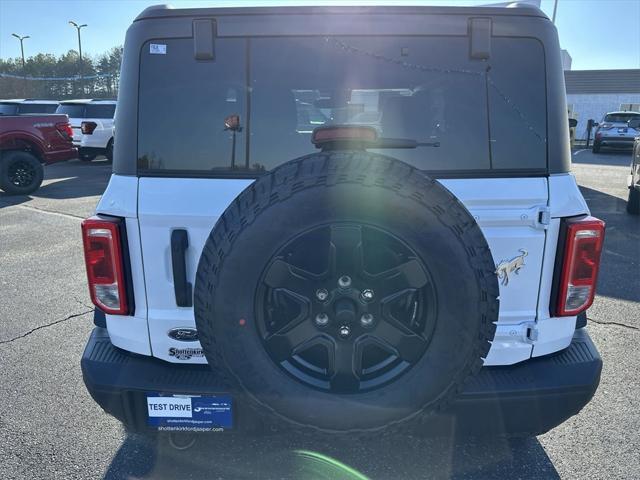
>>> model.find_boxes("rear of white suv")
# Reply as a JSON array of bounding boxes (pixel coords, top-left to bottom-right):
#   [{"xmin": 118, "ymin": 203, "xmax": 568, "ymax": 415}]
[
  {"xmin": 80, "ymin": 4, "xmax": 604, "ymax": 439},
  {"xmin": 56, "ymin": 99, "xmax": 116, "ymax": 161}
]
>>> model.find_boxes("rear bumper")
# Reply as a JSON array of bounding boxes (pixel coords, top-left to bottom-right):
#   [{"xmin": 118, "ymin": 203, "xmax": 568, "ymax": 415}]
[
  {"xmin": 81, "ymin": 327, "xmax": 602, "ymax": 436},
  {"xmin": 42, "ymin": 147, "xmax": 78, "ymax": 164},
  {"xmin": 79, "ymin": 146, "xmax": 108, "ymax": 155},
  {"xmin": 597, "ymin": 136, "xmax": 636, "ymax": 147}
]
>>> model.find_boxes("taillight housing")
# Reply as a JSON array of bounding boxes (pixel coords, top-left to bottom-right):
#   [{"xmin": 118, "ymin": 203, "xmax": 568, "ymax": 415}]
[
  {"xmin": 81, "ymin": 121, "xmax": 98, "ymax": 134},
  {"xmin": 553, "ymin": 216, "xmax": 605, "ymax": 317},
  {"xmin": 55, "ymin": 122, "xmax": 74, "ymax": 140},
  {"xmin": 81, "ymin": 216, "xmax": 130, "ymax": 315}
]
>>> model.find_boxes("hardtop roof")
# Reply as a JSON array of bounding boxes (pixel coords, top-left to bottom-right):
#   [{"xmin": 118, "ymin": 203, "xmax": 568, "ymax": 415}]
[
  {"xmin": 604, "ymin": 111, "xmax": 640, "ymax": 116},
  {"xmin": 0, "ymin": 99, "xmax": 59, "ymax": 104},
  {"xmin": 59, "ymin": 99, "xmax": 117, "ymax": 105},
  {"xmin": 135, "ymin": 2, "xmax": 548, "ymax": 22}
]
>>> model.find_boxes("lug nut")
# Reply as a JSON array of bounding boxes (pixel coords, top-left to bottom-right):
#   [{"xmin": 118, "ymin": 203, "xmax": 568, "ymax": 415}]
[
  {"xmin": 338, "ymin": 275, "xmax": 352, "ymax": 288},
  {"xmin": 360, "ymin": 313, "xmax": 374, "ymax": 327},
  {"xmin": 361, "ymin": 289, "xmax": 374, "ymax": 302},
  {"xmin": 338, "ymin": 325, "xmax": 351, "ymax": 338},
  {"xmin": 315, "ymin": 313, "xmax": 329, "ymax": 327},
  {"xmin": 316, "ymin": 289, "xmax": 329, "ymax": 301}
]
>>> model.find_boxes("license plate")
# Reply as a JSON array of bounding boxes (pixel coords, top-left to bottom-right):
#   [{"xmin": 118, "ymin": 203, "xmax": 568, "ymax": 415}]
[{"xmin": 146, "ymin": 393, "xmax": 233, "ymax": 431}]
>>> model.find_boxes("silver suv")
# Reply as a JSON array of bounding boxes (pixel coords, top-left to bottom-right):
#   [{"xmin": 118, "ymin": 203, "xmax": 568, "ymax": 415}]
[{"xmin": 593, "ymin": 111, "xmax": 640, "ymax": 153}]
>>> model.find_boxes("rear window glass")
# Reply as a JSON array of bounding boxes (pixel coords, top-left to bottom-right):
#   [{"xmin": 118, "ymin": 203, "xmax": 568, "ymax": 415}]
[
  {"xmin": 55, "ymin": 104, "xmax": 116, "ymax": 118},
  {"xmin": 85, "ymin": 104, "xmax": 116, "ymax": 118},
  {"xmin": 604, "ymin": 113, "xmax": 639, "ymax": 123},
  {"xmin": 0, "ymin": 103, "xmax": 18, "ymax": 115},
  {"xmin": 138, "ymin": 36, "xmax": 547, "ymax": 176},
  {"xmin": 56, "ymin": 104, "xmax": 86, "ymax": 118},
  {"xmin": 17, "ymin": 103, "xmax": 58, "ymax": 114}
]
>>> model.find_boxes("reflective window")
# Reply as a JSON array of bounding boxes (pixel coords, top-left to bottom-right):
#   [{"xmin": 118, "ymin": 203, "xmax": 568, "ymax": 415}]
[{"xmin": 137, "ymin": 36, "xmax": 548, "ymax": 175}]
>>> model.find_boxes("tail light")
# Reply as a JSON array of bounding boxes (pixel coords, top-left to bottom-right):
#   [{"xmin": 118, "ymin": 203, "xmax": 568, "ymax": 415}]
[
  {"xmin": 554, "ymin": 216, "xmax": 605, "ymax": 316},
  {"xmin": 312, "ymin": 125, "xmax": 378, "ymax": 147},
  {"xmin": 81, "ymin": 216, "xmax": 130, "ymax": 315},
  {"xmin": 81, "ymin": 121, "xmax": 98, "ymax": 134},
  {"xmin": 599, "ymin": 123, "xmax": 613, "ymax": 130},
  {"xmin": 55, "ymin": 122, "xmax": 73, "ymax": 140}
]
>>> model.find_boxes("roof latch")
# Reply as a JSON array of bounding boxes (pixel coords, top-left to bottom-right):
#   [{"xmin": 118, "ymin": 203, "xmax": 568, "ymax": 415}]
[
  {"xmin": 469, "ymin": 18, "xmax": 492, "ymax": 60},
  {"xmin": 193, "ymin": 19, "xmax": 215, "ymax": 61}
]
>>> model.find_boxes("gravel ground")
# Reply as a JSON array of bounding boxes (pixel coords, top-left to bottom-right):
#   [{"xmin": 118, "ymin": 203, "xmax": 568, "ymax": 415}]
[{"xmin": 0, "ymin": 150, "xmax": 638, "ymax": 479}]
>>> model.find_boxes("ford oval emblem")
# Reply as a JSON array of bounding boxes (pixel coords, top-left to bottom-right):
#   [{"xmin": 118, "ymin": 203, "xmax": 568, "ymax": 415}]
[{"xmin": 168, "ymin": 327, "xmax": 199, "ymax": 342}]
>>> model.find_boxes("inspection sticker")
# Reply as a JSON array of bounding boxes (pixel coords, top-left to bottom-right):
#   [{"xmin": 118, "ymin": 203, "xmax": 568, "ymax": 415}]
[
  {"xmin": 146, "ymin": 394, "xmax": 232, "ymax": 431},
  {"xmin": 149, "ymin": 43, "xmax": 167, "ymax": 55}
]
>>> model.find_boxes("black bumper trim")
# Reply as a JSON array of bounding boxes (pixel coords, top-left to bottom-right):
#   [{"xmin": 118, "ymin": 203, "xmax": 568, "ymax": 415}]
[{"xmin": 81, "ymin": 327, "xmax": 602, "ymax": 436}]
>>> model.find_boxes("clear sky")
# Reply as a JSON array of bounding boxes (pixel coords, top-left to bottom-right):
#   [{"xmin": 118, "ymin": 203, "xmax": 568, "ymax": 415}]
[{"xmin": 0, "ymin": 0, "xmax": 639, "ymax": 70}]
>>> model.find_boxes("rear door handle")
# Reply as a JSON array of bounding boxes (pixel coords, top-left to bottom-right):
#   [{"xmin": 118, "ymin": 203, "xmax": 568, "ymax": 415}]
[{"xmin": 170, "ymin": 229, "xmax": 193, "ymax": 307}]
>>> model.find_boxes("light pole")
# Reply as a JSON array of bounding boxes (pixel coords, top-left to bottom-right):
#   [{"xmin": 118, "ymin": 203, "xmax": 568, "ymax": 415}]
[
  {"xmin": 11, "ymin": 33, "xmax": 29, "ymax": 70},
  {"xmin": 69, "ymin": 21, "xmax": 87, "ymax": 94},
  {"xmin": 11, "ymin": 33, "xmax": 29, "ymax": 96}
]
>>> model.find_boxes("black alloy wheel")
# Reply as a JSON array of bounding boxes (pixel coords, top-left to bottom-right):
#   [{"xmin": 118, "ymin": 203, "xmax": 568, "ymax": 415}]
[
  {"xmin": 7, "ymin": 159, "xmax": 37, "ymax": 188},
  {"xmin": 0, "ymin": 151, "xmax": 44, "ymax": 195},
  {"xmin": 256, "ymin": 223, "xmax": 437, "ymax": 394}
]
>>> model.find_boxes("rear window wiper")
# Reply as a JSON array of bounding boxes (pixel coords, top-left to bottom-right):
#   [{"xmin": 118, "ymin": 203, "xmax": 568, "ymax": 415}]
[{"xmin": 371, "ymin": 138, "xmax": 440, "ymax": 149}]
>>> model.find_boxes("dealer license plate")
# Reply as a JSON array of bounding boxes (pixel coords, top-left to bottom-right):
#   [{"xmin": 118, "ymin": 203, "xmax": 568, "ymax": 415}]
[{"xmin": 146, "ymin": 393, "xmax": 233, "ymax": 431}]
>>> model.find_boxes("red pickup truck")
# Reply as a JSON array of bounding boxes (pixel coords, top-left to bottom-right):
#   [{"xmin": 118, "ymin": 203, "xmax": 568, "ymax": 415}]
[{"xmin": 0, "ymin": 114, "xmax": 78, "ymax": 195}]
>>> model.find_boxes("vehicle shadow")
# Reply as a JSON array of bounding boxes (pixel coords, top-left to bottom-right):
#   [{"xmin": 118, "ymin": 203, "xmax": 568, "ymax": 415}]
[
  {"xmin": 578, "ymin": 186, "xmax": 640, "ymax": 304},
  {"xmin": 0, "ymin": 159, "xmax": 111, "ymax": 208},
  {"xmin": 104, "ymin": 432, "xmax": 559, "ymax": 480},
  {"xmin": 572, "ymin": 148, "xmax": 633, "ymax": 167}
]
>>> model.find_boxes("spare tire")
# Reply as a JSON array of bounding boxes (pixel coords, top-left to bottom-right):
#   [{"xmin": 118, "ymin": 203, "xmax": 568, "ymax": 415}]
[{"xmin": 194, "ymin": 152, "xmax": 498, "ymax": 433}]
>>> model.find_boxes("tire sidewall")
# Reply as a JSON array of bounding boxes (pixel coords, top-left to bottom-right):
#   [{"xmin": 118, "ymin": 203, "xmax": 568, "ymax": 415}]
[
  {"xmin": 627, "ymin": 186, "xmax": 640, "ymax": 215},
  {"xmin": 105, "ymin": 139, "xmax": 114, "ymax": 162}
]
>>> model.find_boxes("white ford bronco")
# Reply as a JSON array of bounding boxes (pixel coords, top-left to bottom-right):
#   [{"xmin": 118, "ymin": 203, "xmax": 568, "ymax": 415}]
[{"xmin": 81, "ymin": 3, "xmax": 605, "ymax": 439}]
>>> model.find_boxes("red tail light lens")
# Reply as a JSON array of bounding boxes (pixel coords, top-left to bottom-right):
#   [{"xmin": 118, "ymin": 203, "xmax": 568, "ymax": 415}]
[
  {"xmin": 81, "ymin": 216, "xmax": 129, "ymax": 315},
  {"xmin": 81, "ymin": 121, "xmax": 97, "ymax": 134},
  {"xmin": 555, "ymin": 216, "xmax": 605, "ymax": 316},
  {"xmin": 55, "ymin": 122, "xmax": 74, "ymax": 140}
]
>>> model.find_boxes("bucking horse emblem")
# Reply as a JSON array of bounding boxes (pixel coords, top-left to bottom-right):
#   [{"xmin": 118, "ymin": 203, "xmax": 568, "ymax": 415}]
[{"xmin": 495, "ymin": 249, "xmax": 528, "ymax": 286}]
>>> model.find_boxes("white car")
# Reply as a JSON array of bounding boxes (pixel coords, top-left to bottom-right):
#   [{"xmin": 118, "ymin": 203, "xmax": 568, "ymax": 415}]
[
  {"xmin": 80, "ymin": 3, "xmax": 604, "ymax": 443},
  {"xmin": 55, "ymin": 99, "xmax": 116, "ymax": 161}
]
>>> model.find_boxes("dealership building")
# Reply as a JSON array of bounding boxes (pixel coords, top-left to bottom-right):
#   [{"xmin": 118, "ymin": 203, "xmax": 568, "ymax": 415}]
[{"xmin": 564, "ymin": 69, "xmax": 640, "ymax": 140}]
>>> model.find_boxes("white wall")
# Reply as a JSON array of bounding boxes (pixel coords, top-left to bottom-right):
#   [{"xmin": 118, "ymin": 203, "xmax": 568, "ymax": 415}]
[
  {"xmin": 566, "ymin": 93, "xmax": 640, "ymax": 139},
  {"xmin": 561, "ymin": 50, "xmax": 572, "ymax": 71}
]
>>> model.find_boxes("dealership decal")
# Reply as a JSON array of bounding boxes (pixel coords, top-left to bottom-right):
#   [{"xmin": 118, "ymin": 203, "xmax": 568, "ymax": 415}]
[{"xmin": 169, "ymin": 347, "xmax": 204, "ymax": 360}]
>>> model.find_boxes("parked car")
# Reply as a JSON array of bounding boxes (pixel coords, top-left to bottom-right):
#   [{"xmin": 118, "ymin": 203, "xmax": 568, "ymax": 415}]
[
  {"xmin": 81, "ymin": 3, "xmax": 604, "ymax": 444},
  {"xmin": 0, "ymin": 114, "xmax": 77, "ymax": 194},
  {"xmin": 627, "ymin": 117, "xmax": 640, "ymax": 214},
  {"xmin": 0, "ymin": 99, "xmax": 59, "ymax": 115},
  {"xmin": 55, "ymin": 99, "xmax": 116, "ymax": 161},
  {"xmin": 592, "ymin": 111, "xmax": 640, "ymax": 153}
]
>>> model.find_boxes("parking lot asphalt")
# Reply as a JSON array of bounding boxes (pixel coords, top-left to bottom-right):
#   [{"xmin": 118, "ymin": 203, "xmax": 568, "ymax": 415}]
[{"xmin": 0, "ymin": 151, "xmax": 638, "ymax": 479}]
